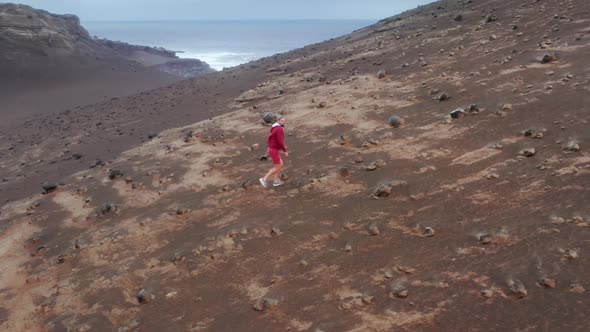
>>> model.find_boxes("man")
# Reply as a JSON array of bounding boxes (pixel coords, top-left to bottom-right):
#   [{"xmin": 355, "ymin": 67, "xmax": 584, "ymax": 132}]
[{"xmin": 260, "ymin": 117, "xmax": 288, "ymax": 187}]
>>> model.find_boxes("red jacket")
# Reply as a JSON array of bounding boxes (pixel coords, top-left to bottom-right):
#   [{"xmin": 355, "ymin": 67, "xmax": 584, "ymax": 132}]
[{"xmin": 267, "ymin": 123, "xmax": 287, "ymax": 152}]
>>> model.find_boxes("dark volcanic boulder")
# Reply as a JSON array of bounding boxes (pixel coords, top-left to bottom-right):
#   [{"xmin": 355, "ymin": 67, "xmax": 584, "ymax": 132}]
[
  {"xmin": 108, "ymin": 169, "xmax": 125, "ymax": 180},
  {"xmin": 41, "ymin": 182, "xmax": 58, "ymax": 194},
  {"xmin": 389, "ymin": 115, "xmax": 405, "ymax": 127},
  {"xmin": 262, "ymin": 112, "xmax": 277, "ymax": 124}
]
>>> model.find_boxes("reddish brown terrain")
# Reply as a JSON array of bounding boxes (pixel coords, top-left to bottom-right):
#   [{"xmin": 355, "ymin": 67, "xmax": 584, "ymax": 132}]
[{"xmin": 1, "ymin": 0, "xmax": 589, "ymax": 331}]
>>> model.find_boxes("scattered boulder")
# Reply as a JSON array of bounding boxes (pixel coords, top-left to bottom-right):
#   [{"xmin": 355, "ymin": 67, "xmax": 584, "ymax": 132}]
[
  {"xmin": 467, "ymin": 104, "xmax": 481, "ymax": 114},
  {"xmin": 479, "ymin": 234, "xmax": 493, "ymax": 244},
  {"xmin": 388, "ymin": 115, "xmax": 405, "ymax": 127},
  {"xmin": 563, "ymin": 140, "xmax": 580, "ymax": 152},
  {"xmin": 484, "ymin": 14, "xmax": 497, "ymax": 23},
  {"xmin": 454, "ymin": 14, "xmax": 463, "ymax": 22},
  {"xmin": 423, "ymin": 227, "xmax": 436, "ymax": 237},
  {"xmin": 390, "ymin": 284, "xmax": 408, "ymax": 298},
  {"xmin": 147, "ymin": 132, "xmax": 158, "ymax": 140},
  {"xmin": 253, "ymin": 297, "xmax": 278, "ymax": 311},
  {"xmin": 262, "ymin": 112, "xmax": 277, "ymax": 124},
  {"xmin": 136, "ymin": 289, "xmax": 155, "ymax": 304},
  {"xmin": 271, "ymin": 226, "xmax": 282, "ymax": 236},
  {"xmin": 41, "ymin": 182, "xmax": 58, "ymax": 194},
  {"xmin": 368, "ymin": 223, "xmax": 380, "ymax": 235},
  {"xmin": 519, "ymin": 148, "xmax": 536, "ymax": 157},
  {"xmin": 176, "ymin": 208, "xmax": 190, "ymax": 215},
  {"xmin": 481, "ymin": 289, "xmax": 493, "ymax": 298},
  {"xmin": 377, "ymin": 70, "xmax": 387, "ymax": 79},
  {"xmin": 317, "ymin": 101, "xmax": 327, "ymax": 108},
  {"xmin": 435, "ymin": 92, "xmax": 450, "ymax": 101},
  {"xmin": 523, "ymin": 129, "xmax": 544, "ymax": 139},
  {"xmin": 450, "ymin": 108, "xmax": 466, "ymax": 119},
  {"xmin": 372, "ymin": 180, "xmax": 407, "ymax": 198},
  {"xmin": 508, "ymin": 279, "xmax": 527, "ymax": 298},
  {"xmin": 89, "ymin": 159, "xmax": 104, "ymax": 168},
  {"xmin": 72, "ymin": 153, "xmax": 83, "ymax": 160},
  {"xmin": 366, "ymin": 159, "xmax": 386, "ymax": 171},
  {"xmin": 540, "ymin": 278, "xmax": 556, "ymax": 289},
  {"xmin": 99, "ymin": 202, "xmax": 118, "ymax": 215},
  {"xmin": 541, "ymin": 54, "xmax": 556, "ymax": 64},
  {"xmin": 108, "ymin": 169, "xmax": 125, "ymax": 180}
]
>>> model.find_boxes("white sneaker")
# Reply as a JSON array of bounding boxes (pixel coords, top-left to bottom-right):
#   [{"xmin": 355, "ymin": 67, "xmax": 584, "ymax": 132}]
[
  {"xmin": 259, "ymin": 178, "xmax": 267, "ymax": 188},
  {"xmin": 272, "ymin": 180, "xmax": 284, "ymax": 187}
]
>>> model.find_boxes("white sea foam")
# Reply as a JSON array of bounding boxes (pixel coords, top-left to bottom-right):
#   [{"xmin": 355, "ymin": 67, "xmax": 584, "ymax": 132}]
[{"xmin": 178, "ymin": 51, "xmax": 258, "ymax": 70}]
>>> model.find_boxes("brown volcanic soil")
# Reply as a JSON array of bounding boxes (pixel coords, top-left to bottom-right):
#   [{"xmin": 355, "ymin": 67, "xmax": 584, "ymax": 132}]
[
  {"xmin": 0, "ymin": 56, "xmax": 181, "ymax": 126},
  {"xmin": 1, "ymin": 0, "xmax": 590, "ymax": 331}
]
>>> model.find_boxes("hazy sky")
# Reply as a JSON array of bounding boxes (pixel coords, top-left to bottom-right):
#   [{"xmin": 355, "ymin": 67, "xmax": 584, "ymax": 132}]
[{"xmin": 12, "ymin": 0, "xmax": 434, "ymax": 21}]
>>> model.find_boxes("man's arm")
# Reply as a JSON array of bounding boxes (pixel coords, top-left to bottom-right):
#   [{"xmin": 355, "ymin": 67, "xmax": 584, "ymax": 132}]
[{"xmin": 278, "ymin": 127, "xmax": 288, "ymax": 153}]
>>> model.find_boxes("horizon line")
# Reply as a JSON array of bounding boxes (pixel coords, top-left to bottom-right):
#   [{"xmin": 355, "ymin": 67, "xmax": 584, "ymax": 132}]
[{"xmin": 82, "ymin": 18, "xmax": 378, "ymax": 23}]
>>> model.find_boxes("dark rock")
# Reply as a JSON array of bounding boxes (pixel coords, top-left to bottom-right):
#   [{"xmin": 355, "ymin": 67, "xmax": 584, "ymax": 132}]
[
  {"xmin": 454, "ymin": 14, "xmax": 463, "ymax": 21},
  {"xmin": 388, "ymin": 115, "xmax": 405, "ymax": 127},
  {"xmin": 136, "ymin": 289, "xmax": 155, "ymax": 304},
  {"xmin": 450, "ymin": 108, "xmax": 466, "ymax": 119},
  {"xmin": 377, "ymin": 70, "xmax": 387, "ymax": 79},
  {"xmin": 391, "ymin": 284, "xmax": 408, "ymax": 298},
  {"xmin": 262, "ymin": 112, "xmax": 277, "ymax": 124},
  {"xmin": 372, "ymin": 180, "xmax": 407, "ymax": 198},
  {"xmin": 89, "ymin": 159, "xmax": 104, "ymax": 168},
  {"xmin": 176, "ymin": 208, "xmax": 189, "ymax": 215},
  {"xmin": 253, "ymin": 297, "xmax": 278, "ymax": 311},
  {"xmin": 423, "ymin": 227, "xmax": 435, "ymax": 237},
  {"xmin": 468, "ymin": 104, "xmax": 481, "ymax": 114},
  {"xmin": 484, "ymin": 14, "xmax": 497, "ymax": 23},
  {"xmin": 317, "ymin": 101, "xmax": 327, "ymax": 108},
  {"xmin": 99, "ymin": 202, "xmax": 117, "ymax": 215},
  {"xmin": 72, "ymin": 153, "xmax": 83, "ymax": 160},
  {"xmin": 508, "ymin": 279, "xmax": 527, "ymax": 298},
  {"xmin": 541, "ymin": 54, "xmax": 556, "ymax": 64},
  {"xmin": 365, "ymin": 159, "xmax": 386, "ymax": 171},
  {"xmin": 436, "ymin": 92, "xmax": 450, "ymax": 101},
  {"xmin": 479, "ymin": 234, "xmax": 493, "ymax": 244},
  {"xmin": 147, "ymin": 132, "xmax": 158, "ymax": 140},
  {"xmin": 41, "ymin": 182, "xmax": 58, "ymax": 194},
  {"xmin": 108, "ymin": 169, "xmax": 125, "ymax": 180},
  {"xmin": 519, "ymin": 148, "xmax": 536, "ymax": 157}
]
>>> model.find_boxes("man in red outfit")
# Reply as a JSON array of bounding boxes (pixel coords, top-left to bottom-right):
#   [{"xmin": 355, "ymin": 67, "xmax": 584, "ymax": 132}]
[{"xmin": 260, "ymin": 117, "xmax": 288, "ymax": 187}]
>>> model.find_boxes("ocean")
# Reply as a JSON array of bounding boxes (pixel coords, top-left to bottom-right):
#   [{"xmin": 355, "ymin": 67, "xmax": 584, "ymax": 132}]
[{"xmin": 83, "ymin": 20, "xmax": 374, "ymax": 70}]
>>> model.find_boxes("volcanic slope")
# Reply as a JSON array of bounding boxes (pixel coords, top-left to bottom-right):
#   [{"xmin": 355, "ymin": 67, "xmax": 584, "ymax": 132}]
[{"xmin": 1, "ymin": 0, "xmax": 589, "ymax": 331}]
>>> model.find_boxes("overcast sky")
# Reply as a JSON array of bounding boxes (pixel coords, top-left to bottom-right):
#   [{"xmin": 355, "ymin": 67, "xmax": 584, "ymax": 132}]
[{"xmin": 11, "ymin": 0, "xmax": 434, "ymax": 21}]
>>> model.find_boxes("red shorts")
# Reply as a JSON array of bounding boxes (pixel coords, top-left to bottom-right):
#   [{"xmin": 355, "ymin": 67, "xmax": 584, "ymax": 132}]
[{"xmin": 268, "ymin": 148, "xmax": 282, "ymax": 165}]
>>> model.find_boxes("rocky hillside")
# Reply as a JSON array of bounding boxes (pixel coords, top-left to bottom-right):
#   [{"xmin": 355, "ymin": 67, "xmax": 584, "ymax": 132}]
[
  {"xmin": 0, "ymin": 3, "xmax": 214, "ymax": 77},
  {"xmin": 97, "ymin": 39, "xmax": 215, "ymax": 77},
  {"xmin": 0, "ymin": 0, "xmax": 589, "ymax": 331},
  {"xmin": 0, "ymin": 3, "xmax": 93, "ymax": 59}
]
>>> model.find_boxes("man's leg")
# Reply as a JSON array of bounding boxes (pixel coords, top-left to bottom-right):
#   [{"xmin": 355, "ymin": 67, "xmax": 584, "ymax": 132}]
[
  {"xmin": 263, "ymin": 165, "xmax": 279, "ymax": 182},
  {"xmin": 273, "ymin": 162, "xmax": 283, "ymax": 181}
]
